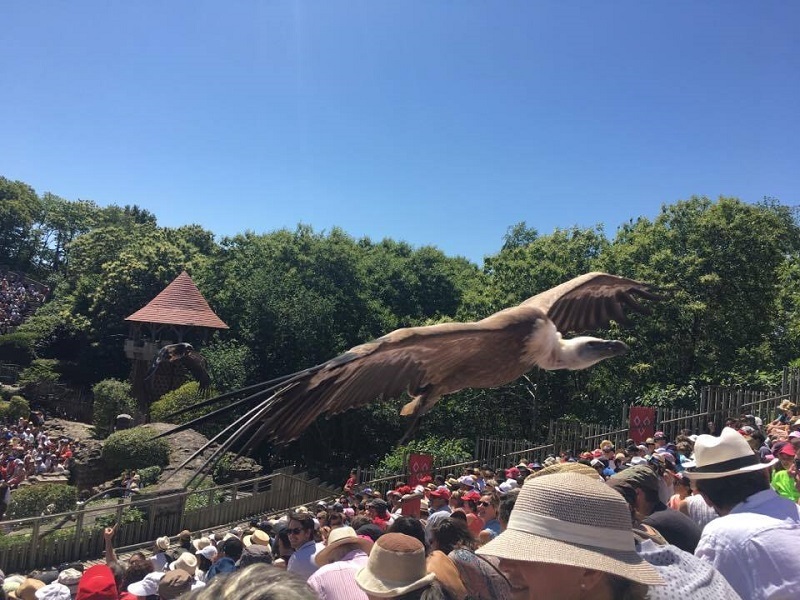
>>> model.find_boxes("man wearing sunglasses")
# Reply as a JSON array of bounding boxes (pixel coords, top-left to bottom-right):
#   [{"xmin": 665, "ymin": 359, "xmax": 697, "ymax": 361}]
[{"xmin": 286, "ymin": 511, "xmax": 321, "ymax": 580}]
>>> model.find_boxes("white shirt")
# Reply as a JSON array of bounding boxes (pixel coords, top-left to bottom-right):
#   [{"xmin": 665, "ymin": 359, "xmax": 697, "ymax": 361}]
[{"xmin": 694, "ymin": 488, "xmax": 800, "ymax": 600}]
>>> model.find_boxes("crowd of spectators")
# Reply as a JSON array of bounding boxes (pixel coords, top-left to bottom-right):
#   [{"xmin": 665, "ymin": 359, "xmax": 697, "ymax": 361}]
[
  {"xmin": 0, "ymin": 407, "xmax": 799, "ymax": 599},
  {"xmin": 0, "ymin": 272, "xmax": 47, "ymax": 334},
  {"xmin": 0, "ymin": 412, "xmax": 75, "ymax": 520}
]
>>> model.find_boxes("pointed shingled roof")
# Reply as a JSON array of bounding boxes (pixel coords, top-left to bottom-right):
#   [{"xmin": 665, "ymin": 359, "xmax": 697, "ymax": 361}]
[{"xmin": 125, "ymin": 271, "xmax": 229, "ymax": 329}]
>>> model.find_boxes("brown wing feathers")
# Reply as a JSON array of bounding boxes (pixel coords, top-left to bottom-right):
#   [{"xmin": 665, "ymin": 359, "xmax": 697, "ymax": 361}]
[
  {"xmin": 536, "ymin": 273, "xmax": 658, "ymax": 333},
  {"xmin": 158, "ymin": 271, "xmax": 658, "ymax": 484}
]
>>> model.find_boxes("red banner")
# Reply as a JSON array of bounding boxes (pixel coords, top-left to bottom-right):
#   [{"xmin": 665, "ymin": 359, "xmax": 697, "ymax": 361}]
[
  {"xmin": 629, "ymin": 407, "xmax": 656, "ymax": 444},
  {"xmin": 407, "ymin": 453, "xmax": 433, "ymax": 487}
]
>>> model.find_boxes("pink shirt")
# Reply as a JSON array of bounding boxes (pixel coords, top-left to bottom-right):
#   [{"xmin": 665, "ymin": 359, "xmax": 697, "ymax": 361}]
[{"xmin": 307, "ymin": 549, "xmax": 369, "ymax": 600}]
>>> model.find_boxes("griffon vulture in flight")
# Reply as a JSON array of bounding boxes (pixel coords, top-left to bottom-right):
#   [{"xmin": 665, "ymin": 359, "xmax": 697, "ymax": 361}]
[
  {"xmin": 145, "ymin": 342, "xmax": 211, "ymax": 390},
  {"xmin": 159, "ymin": 272, "xmax": 658, "ymax": 479}
]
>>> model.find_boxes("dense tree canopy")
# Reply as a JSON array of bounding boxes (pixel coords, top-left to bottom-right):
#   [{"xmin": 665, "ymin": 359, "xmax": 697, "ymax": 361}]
[{"xmin": 3, "ymin": 177, "xmax": 800, "ymax": 472}]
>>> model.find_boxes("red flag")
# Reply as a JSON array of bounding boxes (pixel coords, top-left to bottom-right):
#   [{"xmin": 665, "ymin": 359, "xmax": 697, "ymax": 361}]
[
  {"xmin": 407, "ymin": 453, "xmax": 433, "ymax": 487},
  {"xmin": 629, "ymin": 406, "xmax": 656, "ymax": 444}
]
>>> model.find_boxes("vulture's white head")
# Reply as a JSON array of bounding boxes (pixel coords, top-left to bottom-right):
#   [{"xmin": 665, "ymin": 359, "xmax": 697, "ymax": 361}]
[{"xmin": 543, "ymin": 335, "xmax": 628, "ymax": 370}]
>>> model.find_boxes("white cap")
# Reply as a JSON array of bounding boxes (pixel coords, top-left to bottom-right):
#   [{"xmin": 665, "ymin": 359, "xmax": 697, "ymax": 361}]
[{"xmin": 196, "ymin": 545, "xmax": 218, "ymax": 561}]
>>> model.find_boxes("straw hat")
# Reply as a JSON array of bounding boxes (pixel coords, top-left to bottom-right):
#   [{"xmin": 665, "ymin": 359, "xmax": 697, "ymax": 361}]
[
  {"xmin": 315, "ymin": 526, "xmax": 373, "ymax": 566},
  {"xmin": 243, "ymin": 529, "xmax": 271, "ymax": 547},
  {"xmin": 355, "ymin": 533, "xmax": 437, "ymax": 598},
  {"xmin": 476, "ymin": 472, "xmax": 663, "ymax": 587},
  {"xmin": 685, "ymin": 427, "xmax": 778, "ymax": 479},
  {"xmin": 779, "ymin": 399, "xmax": 796, "ymax": 412}
]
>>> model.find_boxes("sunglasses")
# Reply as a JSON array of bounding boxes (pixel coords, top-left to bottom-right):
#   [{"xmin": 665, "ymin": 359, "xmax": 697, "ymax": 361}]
[{"xmin": 287, "ymin": 527, "xmax": 305, "ymax": 535}]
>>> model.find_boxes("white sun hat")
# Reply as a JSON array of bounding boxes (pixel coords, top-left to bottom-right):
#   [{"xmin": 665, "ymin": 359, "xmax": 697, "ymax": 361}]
[{"xmin": 684, "ymin": 427, "xmax": 777, "ymax": 480}]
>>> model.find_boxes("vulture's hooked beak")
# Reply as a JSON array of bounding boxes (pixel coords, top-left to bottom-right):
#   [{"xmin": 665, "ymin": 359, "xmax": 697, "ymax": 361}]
[{"xmin": 583, "ymin": 339, "xmax": 628, "ymax": 358}]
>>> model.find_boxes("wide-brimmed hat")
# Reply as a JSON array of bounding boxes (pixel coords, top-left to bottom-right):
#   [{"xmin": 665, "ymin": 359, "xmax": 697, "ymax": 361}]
[
  {"xmin": 127, "ymin": 572, "xmax": 164, "ymax": 597},
  {"xmin": 155, "ymin": 535, "xmax": 170, "ymax": 551},
  {"xmin": 476, "ymin": 472, "xmax": 663, "ymax": 587},
  {"xmin": 779, "ymin": 399, "xmax": 796, "ymax": 411},
  {"xmin": 685, "ymin": 427, "xmax": 777, "ymax": 480},
  {"xmin": 157, "ymin": 570, "xmax": 192, "ymax": 600},
  {"xmin": 168, "ymin": 551, "xmax": 198, "ymax": 575},
  {"xmin": 355, "ymin": 533, "xmax": 436, "ymax": 598},
  {"xmin": 243, "ymin": 529, "xmax": 271, "ymax": 547},
  {"xmin": 315, "ymin": 526, "xmax": 374, "ymax": 566},
  {"xmin": 192, "ymin": 536, "xmax": 211, "ymax": 552}
]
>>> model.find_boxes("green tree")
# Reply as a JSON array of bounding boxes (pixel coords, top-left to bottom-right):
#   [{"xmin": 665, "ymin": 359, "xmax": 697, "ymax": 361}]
[
  {"xmin": 0, "ymin": 177, "xmax": 42, "ymax": 271},
  {"xmin": 92, "ymin": 379, "xmax": 137, "ymax": 438}
]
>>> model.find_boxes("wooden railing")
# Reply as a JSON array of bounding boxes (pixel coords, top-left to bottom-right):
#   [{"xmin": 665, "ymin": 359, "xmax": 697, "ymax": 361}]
[{"xmin": 0, "ymin": 470, "xmax": 337, "ymax": 573}]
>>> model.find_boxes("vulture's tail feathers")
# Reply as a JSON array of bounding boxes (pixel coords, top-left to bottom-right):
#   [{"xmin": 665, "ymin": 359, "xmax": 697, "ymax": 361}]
[
  {"xmin": 164, "ymin": 368, "xmax": 316, "ymax": 419},
  {"xmin": 162, "ymin": 388, "xmax": 286, "ymax": 486}
]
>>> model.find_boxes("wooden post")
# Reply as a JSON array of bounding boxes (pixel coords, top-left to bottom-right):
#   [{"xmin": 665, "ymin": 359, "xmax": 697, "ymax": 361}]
[
  {"xmin": 73, "ymin": 501, "xmax": 86, "ymax": 558},
  {"xmin": 29, "ymin": 517, "xmax": 41, "ymax": 567}
]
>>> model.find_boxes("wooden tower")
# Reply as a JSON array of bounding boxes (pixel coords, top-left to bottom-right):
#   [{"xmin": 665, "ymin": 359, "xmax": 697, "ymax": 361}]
[{"xmin": 124, "ymin": 271, "xmax": 228, "ymax": 417}]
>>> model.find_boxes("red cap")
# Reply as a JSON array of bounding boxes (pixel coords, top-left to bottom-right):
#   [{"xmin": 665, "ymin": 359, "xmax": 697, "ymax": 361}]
[
  {"xmin": 504, "ymin": 467, "xmax": 520, "ymax": 479},
  {"xmin": 76, "ymin": 565, "xmax": 118, "ymax": 600},
  {"xmin": 462, "ymin": 490, "xmax": 481, "ymax": 502},
  {"xmin": 418, "ymin": 475, "xmax": 432, "ymax": 484},
  {"xmin": 429, "ymin": 487, "xmax": 451, "ymax": 500},
  {"xmin": 591, "ymin": 449, "xmax": 603, "ymax": 458},
  {"xmin": 778, "ymin": 444, "xmax": 796, "ymax": 457}
]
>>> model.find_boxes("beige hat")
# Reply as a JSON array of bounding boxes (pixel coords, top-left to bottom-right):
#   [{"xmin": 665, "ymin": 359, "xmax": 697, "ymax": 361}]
[
  {"xmin": 315, "ymin": 526, "xmax": 373, "ymax": 567},
  {"xmin": 168, "ymin": 551, "xmax": 198, "ymax": 575},
  {"xmin": 56, "ymin": 568, "xmax": 81, "ymax": 595},
  {"xmin": 477, "ymin": 472, "xmax": 663, "ymax": 587},
  {"xmin": 155, "ymin": 535, "xmax": 171, "ymax": 551},
  {"xmin": 356, "ymin": 533, "xmax": 436, "ymax": 598},
  {"xmin": 243, "ymin": 529, "xmax": 271, "ymax": 547},
  {"xmin": 16, "ymin": 578, "xmax": 45, "ymax": 600},
  {"xmin": 685, "ymin": 427, "xmax": 777, "ymax": 480},
  {"xmin": 192, "ymin": 536, "xmax": 211, "ymax": 552}
]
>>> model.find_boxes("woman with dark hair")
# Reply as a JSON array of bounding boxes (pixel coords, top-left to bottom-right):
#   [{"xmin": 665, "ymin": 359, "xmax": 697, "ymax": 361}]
[
  {"xmin": 387, "ymin": 516, "xmax": 428, "ymax": 553},
  {"xmin": 429, "ymin": 518, "xmax": 512, "ymax": 600},
  {"xmin": 272, "ymin": 529, "xmax": 294, "ymax": 569},
  {"xmin": 430, "ymin": 518, "xmax": 474, "ymax": 555}
]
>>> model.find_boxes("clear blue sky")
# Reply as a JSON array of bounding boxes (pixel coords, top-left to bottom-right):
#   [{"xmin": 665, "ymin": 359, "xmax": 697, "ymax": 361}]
[{"xmin": 2, "ymin": 2, "xmax": 798, "ymax": 264}]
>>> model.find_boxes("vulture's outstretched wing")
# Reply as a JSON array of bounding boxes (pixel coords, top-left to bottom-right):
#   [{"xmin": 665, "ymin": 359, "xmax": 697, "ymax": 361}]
[
  {"xmin": 158, "ymin": 271, "xmax": 660, "ymax": 482},
  {"xmin": 157, "ymin": 318, "xmax": 539, "ymax": 475},
  {"xmin": 521, "ymin": 272, "xmax": 660, "ymax": 333}
]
